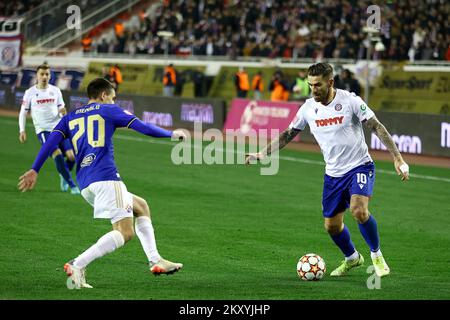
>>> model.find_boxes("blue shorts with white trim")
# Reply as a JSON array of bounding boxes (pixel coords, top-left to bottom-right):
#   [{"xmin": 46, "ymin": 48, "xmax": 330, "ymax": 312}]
[{"xmin": 36, "ymin": 131, "xmax": 74, "ymax": 155}]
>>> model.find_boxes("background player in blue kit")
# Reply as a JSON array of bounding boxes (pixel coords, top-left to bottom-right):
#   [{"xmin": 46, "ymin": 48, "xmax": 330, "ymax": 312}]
[
  {"xmin": 246, "ymin": 63, "xmax": 410, "ymax": 278},
  {"xmin": 18, "ymin": 78, "xmax": 187, "ymax": 288}
]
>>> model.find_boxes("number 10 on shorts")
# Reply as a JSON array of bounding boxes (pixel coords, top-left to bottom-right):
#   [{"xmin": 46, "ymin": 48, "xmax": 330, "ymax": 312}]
[{"xmin": 357, "ymin": 173, "xmax": 367, "ymax": 184}]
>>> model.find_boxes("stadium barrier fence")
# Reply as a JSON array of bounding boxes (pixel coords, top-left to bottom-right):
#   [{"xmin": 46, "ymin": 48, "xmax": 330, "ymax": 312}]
[
  {"xmin": 224, "ymin": 98, "xmax": 450, "ymax": 158},
  {"xmin": 1, "ymin": 85, "xmax": 448, "ymax": 158},
  {"xmin": 0, "ymin": 86, "xmax": 226, "ymax": 131}
]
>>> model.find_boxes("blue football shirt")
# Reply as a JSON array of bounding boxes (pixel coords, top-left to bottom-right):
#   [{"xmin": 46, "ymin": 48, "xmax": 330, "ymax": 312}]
[{"xmin": 53, "ymin": 103, "xmax": 137, "ymax": 190}]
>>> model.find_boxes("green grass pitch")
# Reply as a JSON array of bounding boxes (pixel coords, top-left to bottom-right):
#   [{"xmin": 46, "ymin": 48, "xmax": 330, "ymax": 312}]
[{"xmin": 0, "ymin": 115, "xmax": 449, "ymax": 300}]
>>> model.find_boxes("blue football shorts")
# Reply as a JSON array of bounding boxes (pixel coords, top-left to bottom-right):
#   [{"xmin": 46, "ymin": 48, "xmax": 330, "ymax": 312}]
[
  {"xmin": 37, "ymin": 131, "xmax": 74, "ymax": 155},
  {"xmin": 322, "ymin": 162, "xmax": 375, "ymax": 218}
]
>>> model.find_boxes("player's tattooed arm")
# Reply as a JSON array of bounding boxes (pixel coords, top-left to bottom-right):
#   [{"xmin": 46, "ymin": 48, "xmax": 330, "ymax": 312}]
[
  {"xmin": 365, "ymin": 115, "xmax": 410, "ymax": 181},
  {"xmin": 261, "ymin": 127, "xmax": 301, "ymax": 156},
  {"xmin": 364, "ymin": 116, "xmax": 401, "ymax": 159},
  {"xmin": 245, "ymin": 128, "xmax": 300, "ymax": 164}
]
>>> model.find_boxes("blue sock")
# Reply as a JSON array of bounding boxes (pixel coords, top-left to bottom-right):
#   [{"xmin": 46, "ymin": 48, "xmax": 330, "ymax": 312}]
[
  {"xmin": 66, "ymin": 159, "xmax": 75, "ymax": 172},
  {"xmin": 330, "ymin": 225, "xmax": 356, "ymax": 258},
  {"xmin": 358, "ymin": 215, "xmax": 380, "ymax": 252},
  {"xmin": 54, "ymin": 154, "xmax": 76, "ymax": 188}
]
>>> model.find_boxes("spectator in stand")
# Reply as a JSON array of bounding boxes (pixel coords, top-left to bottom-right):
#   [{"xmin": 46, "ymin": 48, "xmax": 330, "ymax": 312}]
[
  {"xmin": 108, "ymin": 64, "xmax": 123, "ymax": 92},
  {"xmin": 335, "ymin": 69, "xmax": 361, "ymax": 96},
  {"xmin": 174, "ymin": 69, "xmax": 185, "ymax": 96},
  {"xmin": 0, "ymin": 0, "xmax": 42, "ymax": 17},
  {"xmin": 269, "ymin": 71, "xmax": 289, "ymax": 102},
  {"xmin": 97, "ymin": 38, "xmax": 109, "ymax": 54},
  {"xmin": 80, "ymin": 1, "xmax": 448, "ymax": 62},
  {"xmin": 192, "ymin": 67, "xmax": 205, "ymax": 98},
  {"xmin": 251, "ymin": 71, "xmax": 264, "ymax": 101},
  {"xmin": 162, "ymin": 63, "xmax": 177, "ymax": 97},
  {"xmin": 114, "ymin": 20, "xmax": 126, "ymax": 53},
  {"xmin": 292, "ymin": 70, "xmax": 310, "ymax": 101},
  {"xmin": 82, "ymin": 34, "xmax": 93, "ymax": 53},
  {"xmin": 200, "ymin": 36, "xmax": 221, "ymax": 56},
  {"xmin": 235, "ymin": 67, "xmax": 250, "ymax": 98}
]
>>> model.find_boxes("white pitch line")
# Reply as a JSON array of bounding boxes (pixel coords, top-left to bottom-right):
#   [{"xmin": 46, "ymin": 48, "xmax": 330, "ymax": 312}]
[
  {"xmin": 3, "ymin": 118, "xmax": 447, "ymax": 182},
  {"xmin": 114, "ymin": 134, "xmax": 450, "ymax": 183}
]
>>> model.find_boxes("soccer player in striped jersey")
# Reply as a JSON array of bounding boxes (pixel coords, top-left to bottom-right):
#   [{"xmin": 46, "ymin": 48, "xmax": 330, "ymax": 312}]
[
  {"xmin": 19, "ymin": 64, "xmax": 79, "ymax": 194},
  {"xmin": 18, "ymin": 78, "xmax": 186, "ymax": 288}
]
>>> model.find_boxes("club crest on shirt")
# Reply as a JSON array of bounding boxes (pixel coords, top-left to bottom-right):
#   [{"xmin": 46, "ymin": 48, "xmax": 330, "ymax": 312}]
[
  {"xmin": 334, "ymin": 104, "xmax": 342, "ymax": 111},
  {"xmin": 80, "ymin": 153, "xmax": 96, "ymax": 167}
]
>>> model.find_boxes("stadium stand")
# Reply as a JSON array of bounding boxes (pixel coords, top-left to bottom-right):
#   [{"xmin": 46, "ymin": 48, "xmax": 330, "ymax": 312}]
[
  {"xmin": 87, "ymin": 0, "xmax": 449, "ymax": 61},
  {"xmin": 0, "ymin": 0, "xmax": 43, "ymax": 17}
]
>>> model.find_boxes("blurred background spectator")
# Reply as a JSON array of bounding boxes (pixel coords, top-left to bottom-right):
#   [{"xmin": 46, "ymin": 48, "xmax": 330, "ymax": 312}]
[
  {"xmin": 251, "ymin": 71, "xmax": 264, "ymax": 101},
  {"xmin": 235, "ymin": 66, "xmax": 249, "ymax": 98},
  {"xmin": 0, "ymin": 0, "xmax": 43, "ymax": 17},
  {"xmin": 334, "ymin": 68, "xmax": 361, "ymax": 96},
  {"xmin": 269, "ymin": 70, "xmax": 290, "ymax": 102},
  {"xmin": 292, "ymin": 70, "xmax": 310, "ymax": 100},
  {"xmin": 108, "ymin": 64, "xmax": 123, "ymax": 92},
  {"xmin": 192, "ymin": 67, "xmax": 206, "ymax": 97},
  {"xmin": 162, "ymin": 63, "xmax": 177, "ymax": 97}
]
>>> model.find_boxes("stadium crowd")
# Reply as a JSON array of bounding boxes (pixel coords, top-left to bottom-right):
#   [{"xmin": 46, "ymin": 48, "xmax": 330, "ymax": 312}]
[
  {"xmin": 88, "ymin": 0, "xmax": 449, "ymax": 61},
  {"xmin": 0, "ymin": 0, "xmax": 43, "ymax": 17}
]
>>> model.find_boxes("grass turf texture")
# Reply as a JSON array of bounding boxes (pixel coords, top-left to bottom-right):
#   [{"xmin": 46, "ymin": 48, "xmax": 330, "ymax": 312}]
[{"xmin": 0, "ymin": 115, "xmax": 449, "ymax": 300}]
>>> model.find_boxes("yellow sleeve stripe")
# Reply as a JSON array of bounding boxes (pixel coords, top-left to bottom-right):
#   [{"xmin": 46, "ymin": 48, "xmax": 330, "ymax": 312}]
[
  {"xmin": 126, "ymin": 117, "xmax": 138, "ymax": 128},
  {"xmin": 52, "ymin": 130, "xmax": 66, "ymax": 139}
]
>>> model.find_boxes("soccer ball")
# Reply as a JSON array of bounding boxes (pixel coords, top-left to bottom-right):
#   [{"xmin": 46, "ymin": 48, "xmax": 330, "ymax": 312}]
[{"xmin": 297, "ymin": 253, "xmax": 326, "ymax": 281}]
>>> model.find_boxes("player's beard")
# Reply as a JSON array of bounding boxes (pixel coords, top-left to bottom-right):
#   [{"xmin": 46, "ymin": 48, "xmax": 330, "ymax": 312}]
[{"xmin": 313, "ymin": 86, "xmax": 329, "ymax": 104}]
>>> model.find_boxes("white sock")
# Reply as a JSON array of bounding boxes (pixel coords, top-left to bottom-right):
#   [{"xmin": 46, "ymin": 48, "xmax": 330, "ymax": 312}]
[
  {"xmin": 345, "ymin": 250, "xmax": 360, "ymax": 262},
  {"xmin": 135, "ymin": 216, "xmax": 161, "ymax": 264},
  {"xmin": 371, "ymin": 249, "xmax": 383, "ymax": 259},
  {"xmin": 73, "ymin": 230, "xmax": 125, "ymax": 268}
]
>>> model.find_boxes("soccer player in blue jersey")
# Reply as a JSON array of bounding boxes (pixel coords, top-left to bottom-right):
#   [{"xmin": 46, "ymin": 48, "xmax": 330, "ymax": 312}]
[{"xmin": 18, "ymin": 78, "xmax": 186, "ymax": 288}]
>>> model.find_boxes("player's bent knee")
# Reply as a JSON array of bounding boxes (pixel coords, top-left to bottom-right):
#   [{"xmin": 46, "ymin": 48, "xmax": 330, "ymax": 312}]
[
  {"xmin": 350, "ymin": 206, "xmax": 369, "ymax": 223},
  {"xmin": 132, "ymin": 195, "xmax": 151, "ymax": 218},
  {"xmin": 120, "ymin": 228, "xmax": 135, "ymax": 243},
  {"xmin": 113, "ymin": 218, "xmax": 135, "ymax": 242}
]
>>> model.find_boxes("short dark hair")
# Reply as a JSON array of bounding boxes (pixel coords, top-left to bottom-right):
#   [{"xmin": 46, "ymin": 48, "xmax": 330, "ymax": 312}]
[
  {"xmin": 36, "ymin": 63, "xmax": 50, "ymax": 72},
  {"xmin": 87, "ymin": 78, "xmax": 114, "ymax": 99},
  {"xmin": 307, "ymin": 63, "xmax": 333, "ymax": 79}
]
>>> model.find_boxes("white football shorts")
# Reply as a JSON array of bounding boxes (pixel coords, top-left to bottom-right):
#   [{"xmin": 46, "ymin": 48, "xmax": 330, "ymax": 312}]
[{"xmin": 81, "ymin": 180, "xmax": 134, "ymax": 224}]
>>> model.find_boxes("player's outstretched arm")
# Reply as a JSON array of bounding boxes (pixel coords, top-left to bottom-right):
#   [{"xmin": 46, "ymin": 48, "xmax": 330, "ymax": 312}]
[
  {"xmin": 365, "ymin": 116, "xmax": 409, "ymax": 181},
  {"xmin": 18, "ymin": 131, "xmax": 64, "ymax": 192},
  {"xmin": 245, "ymin": 127, "xmax": 300, "ymax": 165},
  {"xmin": 128, "ymin": 118, "xmax": 186, "ymax": 141}
]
